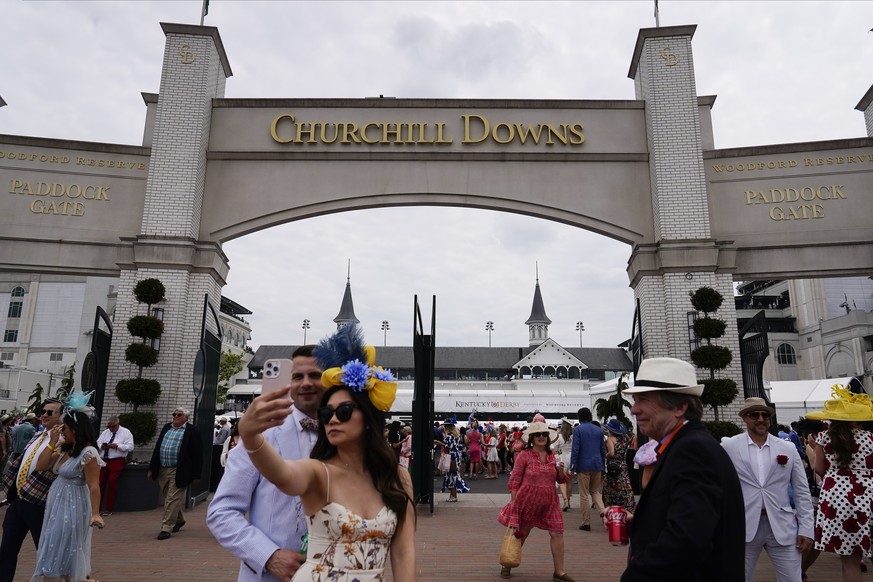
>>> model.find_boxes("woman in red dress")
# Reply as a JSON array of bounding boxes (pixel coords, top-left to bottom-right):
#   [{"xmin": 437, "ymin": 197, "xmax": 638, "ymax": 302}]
[{"xmin": 497, "ymin": 415, "xmax": 573, "ymax": 581}]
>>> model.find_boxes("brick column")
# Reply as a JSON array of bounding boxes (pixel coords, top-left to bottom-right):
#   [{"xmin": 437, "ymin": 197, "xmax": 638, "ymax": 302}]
[
  {"xmin": 104, "ymin": 24, "xmax": 232, "ymax": 445},
  {"xmin": 626, "ymin": 26, "xmax": 741, "ymax": 418}
]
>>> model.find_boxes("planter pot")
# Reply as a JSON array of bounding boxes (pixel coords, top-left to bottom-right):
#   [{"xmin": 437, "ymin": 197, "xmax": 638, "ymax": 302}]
[{"xmin": 113, "ymin": 462, "xmax": 160, "ymax": 512}]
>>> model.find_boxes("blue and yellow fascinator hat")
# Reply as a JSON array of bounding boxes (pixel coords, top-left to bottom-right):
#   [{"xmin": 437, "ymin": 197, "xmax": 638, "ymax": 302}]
[
  {"xmin": 313, "ymin": 324, "xmax": 397, "ymax": 412},
  {"xmin": 805, "ymin": 384, "xmax": 873, "ymax": 422}
]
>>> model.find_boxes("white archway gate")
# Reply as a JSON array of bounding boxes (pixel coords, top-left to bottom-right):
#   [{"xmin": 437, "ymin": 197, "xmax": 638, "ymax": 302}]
[{"xmin": 2, "ymin": 23, "xmax": 872, "ymax": 430}]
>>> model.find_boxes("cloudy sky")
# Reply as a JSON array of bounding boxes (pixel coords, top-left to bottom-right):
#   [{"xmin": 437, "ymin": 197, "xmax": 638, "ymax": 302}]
[{"xmin": 2, "ymin": 1, "xmax": 871, "ymax": 350}]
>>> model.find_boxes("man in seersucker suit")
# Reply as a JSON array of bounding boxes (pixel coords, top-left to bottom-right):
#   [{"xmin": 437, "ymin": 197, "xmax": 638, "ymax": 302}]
[{"xmin": 722, "ymin": 397, "xmax": 814, "ymax": 582}]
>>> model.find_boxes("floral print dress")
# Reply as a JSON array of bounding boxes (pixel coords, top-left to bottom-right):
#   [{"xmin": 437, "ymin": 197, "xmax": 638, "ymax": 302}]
[
  {"xmin": 814, "ymin": 428, "xmax": 873, "ymax": 557},
  {"xmin": 294, "ymin": 463, "xmax": 398, "ymax": 581},
  {"xmin": 603, "ymin": 434, "xmax": 637, "ymax": 512},
  {"xmin": 441, "ymin": 433, "xmax": 470, "ymax": 493}
]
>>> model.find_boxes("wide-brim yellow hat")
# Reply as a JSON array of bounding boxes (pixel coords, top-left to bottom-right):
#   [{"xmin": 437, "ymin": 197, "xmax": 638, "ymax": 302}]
[{"xmin": 805, "ymin": 385, "xmax": 873, "ymax": 422}]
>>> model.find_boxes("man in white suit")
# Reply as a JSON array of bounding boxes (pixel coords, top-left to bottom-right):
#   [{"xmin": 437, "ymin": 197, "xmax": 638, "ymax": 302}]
[
  {"xmin": 722, "ymin": 397, "xmax": 814, "ymax": 582},
  {"xmin": 207, "ymin": 346, "xmax": 324, "ymax": 582}
]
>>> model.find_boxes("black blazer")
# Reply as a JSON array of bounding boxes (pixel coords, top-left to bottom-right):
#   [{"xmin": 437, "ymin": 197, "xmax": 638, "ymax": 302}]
[
  {"xmin": 149, "ymin": 422, "xmax": 203, "ymax": 488},
  {"xmin": 621, "ymin": 420, "xmax": 745, "ymax": 582}
]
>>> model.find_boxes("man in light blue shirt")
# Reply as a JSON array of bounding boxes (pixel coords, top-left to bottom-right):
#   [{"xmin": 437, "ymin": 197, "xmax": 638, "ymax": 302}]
[
  {"xmin": 569, "ymin": 407, "xmax": 605, "ymax": 531},
  {"xmin": 208, "ymin": 346, "xmax": 324, "ymax": 582}
]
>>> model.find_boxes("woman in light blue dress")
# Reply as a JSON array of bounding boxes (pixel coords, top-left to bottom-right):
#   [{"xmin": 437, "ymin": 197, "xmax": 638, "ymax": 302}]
[{"xmin": 31, "ymin": 400, "xmax": 104, "ymax": 582}]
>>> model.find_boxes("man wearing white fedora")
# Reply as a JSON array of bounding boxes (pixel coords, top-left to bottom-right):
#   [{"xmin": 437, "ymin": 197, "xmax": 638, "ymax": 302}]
[
  {"xmin": 722, "ymin": 397, "xmax": 813, "ymax": 582},
  {"xmin": 619, "ymin": 357, "xmax": 744, "ymax": 582}
]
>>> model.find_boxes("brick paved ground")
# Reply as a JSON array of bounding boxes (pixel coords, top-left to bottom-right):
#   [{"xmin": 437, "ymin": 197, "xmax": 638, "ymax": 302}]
[{"xmin": 10, "ymin": 494, "xmax": 848, "ymax": 581}]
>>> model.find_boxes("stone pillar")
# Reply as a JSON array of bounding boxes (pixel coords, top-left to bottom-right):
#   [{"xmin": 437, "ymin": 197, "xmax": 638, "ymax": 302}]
[
  {"xmin": 626, "ymin": 26, "xmax": 741, "ymax": 418},
  {"xmin": 104, "ymin": 24, "xmax": 232, "ymax": 441}
]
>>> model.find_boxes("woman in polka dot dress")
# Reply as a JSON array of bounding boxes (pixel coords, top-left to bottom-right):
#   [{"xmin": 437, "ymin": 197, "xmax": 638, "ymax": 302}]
[{"xmin": 810, "ymin": 414, "xmax": 873, "ymax": 581}]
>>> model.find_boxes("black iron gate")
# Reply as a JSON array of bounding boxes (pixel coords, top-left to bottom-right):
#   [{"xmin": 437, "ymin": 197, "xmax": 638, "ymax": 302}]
[
  {"xmin": 83, "ymin": 306, "xmax": 113, "ymax": 422},
  {"xmin": 190, "ymin": 294, "xmax": 222, "ymax": 506},
  {"xmin": 411, "ymin": 295, "xmax": 436, "ymax": 513},
  {"xmin": 739, "ymin": 310, "xmax": 770, "ymax": 400},
  {"xmin": 630, "ymin": 298, "xmax": 644, "ymax": 376}
]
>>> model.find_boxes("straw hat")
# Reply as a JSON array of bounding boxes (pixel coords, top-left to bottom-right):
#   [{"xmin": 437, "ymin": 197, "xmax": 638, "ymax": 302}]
[
  {"xmin": 738, "ymin": 397, "xmax": 775, "ymax": 417},
  {"xmin": 523, "ymin": 415, "xmax": 558, "ymax": 444},
  {"xmin": 805, "ymin": 385, "xmax": 873, "ymax": 421},
  {"xmin": 623, "ymin": 357, "xmax": 704, "ymax": 396}
]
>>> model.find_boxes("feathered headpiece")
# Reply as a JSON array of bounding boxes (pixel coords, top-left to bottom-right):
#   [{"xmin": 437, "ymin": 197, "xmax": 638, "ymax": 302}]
[
  {"xmin": 62, "ymin": 388, "xmax": 95, "ymax": 423},
  {"xmin": 806, "ymin": 384, "xmax": 873, "ymax": 421},
  {"xmin": 313, "ymin": 324, "xmax": 397, "ymax": 412}
]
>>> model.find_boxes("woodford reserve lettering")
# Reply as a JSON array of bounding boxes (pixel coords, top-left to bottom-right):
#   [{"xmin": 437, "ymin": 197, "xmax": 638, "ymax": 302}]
[
  {"xmin": 270, "ymin": 113, "xmax": 585, "ymax": 146},
  {"xmin": 744, "ymin": 184, "xmax": 846, "ymax": 221},
  {"xmin": 8, "ymin": 179, "xmax": 110, "ymax": 217}
]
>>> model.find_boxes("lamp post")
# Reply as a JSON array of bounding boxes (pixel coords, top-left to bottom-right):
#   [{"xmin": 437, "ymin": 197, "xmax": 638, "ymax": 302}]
[
  {"xmin": 302, "ymin": 319, "xmax": 310, "ymax": 344},
  {"xmin": 485, "ymin": 321, "xmax": 494, "ymax": 347},
  {"xmin": 381, "ymin": 320, "xmax": 389, "ymax": 346},
  {"xmin": 576, "ymin": 321, "xmax": 585, "ymax": 347}
]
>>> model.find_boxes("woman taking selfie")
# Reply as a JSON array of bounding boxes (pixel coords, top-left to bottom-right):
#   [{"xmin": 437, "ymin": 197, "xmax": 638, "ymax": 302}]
[
  {"xmin": 239, "ymin": 325, "xmax": 415, "ymax": 581},
  {"xmin": 31, "ymin": 391, "xmax": 104, "ymax": 582}
]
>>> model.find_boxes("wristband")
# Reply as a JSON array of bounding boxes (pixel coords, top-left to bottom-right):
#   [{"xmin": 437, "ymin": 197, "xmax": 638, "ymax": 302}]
[
  {"xmin": 244, "ymin": 435, "xmax": 266, "ymax": 454},
  {"xmin": 46, "ymin": 444, "xmax": 58, "ymax": 453}
]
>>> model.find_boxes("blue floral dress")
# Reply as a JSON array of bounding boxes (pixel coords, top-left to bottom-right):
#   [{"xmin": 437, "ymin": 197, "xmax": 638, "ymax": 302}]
[{"xmin": 441, "ymin": 433, "xmax": 470, "ymax": 493}]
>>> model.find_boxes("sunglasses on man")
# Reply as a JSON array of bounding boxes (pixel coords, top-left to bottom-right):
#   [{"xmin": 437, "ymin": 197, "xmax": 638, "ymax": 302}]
[
  {"xmin": 745, "ymin": 411, "xmax": 771, "ymax": 420},
  {"xmin": 317, "ymin": 402, "xmax": 358, "ymax": 426}
]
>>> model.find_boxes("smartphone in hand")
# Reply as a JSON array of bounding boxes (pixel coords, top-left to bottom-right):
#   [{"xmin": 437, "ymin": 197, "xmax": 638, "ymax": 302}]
[{"xmin": 261, "ymin": 358, "xmax": 293, "ymax": 395}]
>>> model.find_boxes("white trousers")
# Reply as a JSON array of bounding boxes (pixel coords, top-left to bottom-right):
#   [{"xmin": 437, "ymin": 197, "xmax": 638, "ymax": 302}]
[{"xmin": 745, "ymin": 515, "xmax": 802, "ymax": 582}]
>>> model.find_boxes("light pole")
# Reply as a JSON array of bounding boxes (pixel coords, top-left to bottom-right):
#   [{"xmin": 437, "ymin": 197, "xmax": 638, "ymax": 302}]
[
  {"xmin": 302, "ymin": 319, "xmax": 310, "ymax": 344},
  {"xmin": 485, "ymin": 321, "xmax": 494, "ymax": 347},
  {"xmin": 576, "ymin": 321, "xmax": 585, "ymax": 347},
  {"xmin": 381, "ymin": 320, "xmax": 390, "ymax": 346}
]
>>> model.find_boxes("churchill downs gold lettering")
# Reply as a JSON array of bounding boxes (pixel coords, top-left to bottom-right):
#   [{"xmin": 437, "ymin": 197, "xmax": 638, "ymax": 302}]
[{"xmin": 270, "ymin": 113, "xmax": 586, "ymax": 147}]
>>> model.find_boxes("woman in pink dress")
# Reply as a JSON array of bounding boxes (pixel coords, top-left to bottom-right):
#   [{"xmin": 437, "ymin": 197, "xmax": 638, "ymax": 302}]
[
  {"xmin": 497, "ymin": 416, "xmax": 573, "ymax": 581},
  {"xmin": 465, "ymin": 420, "xmax": 484, "ymax": 480}
]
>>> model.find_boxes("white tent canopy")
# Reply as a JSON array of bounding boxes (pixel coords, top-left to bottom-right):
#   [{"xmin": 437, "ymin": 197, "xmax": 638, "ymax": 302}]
[{"xmin": 768, "ymin": 377, "xmax": 863, "ymax": 421}]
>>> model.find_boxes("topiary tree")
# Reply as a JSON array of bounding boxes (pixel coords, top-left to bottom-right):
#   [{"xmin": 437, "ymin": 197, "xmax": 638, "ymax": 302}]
[
  {"xmin": 26, "ymin": 382, "xmax": 45, "ymax": 415},
  {"xmin": 115, "ymin": 278, "xmax": 165, "ymax": 445},
  {"xmin": 689, "ymin": 286, "xmax": 738, "ymax": 421}
]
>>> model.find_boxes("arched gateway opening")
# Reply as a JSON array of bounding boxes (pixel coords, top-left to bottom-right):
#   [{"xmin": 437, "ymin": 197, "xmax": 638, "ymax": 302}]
[{"xmin": 1, "ymin": 22, "xmax": 872, "ymax": 450}]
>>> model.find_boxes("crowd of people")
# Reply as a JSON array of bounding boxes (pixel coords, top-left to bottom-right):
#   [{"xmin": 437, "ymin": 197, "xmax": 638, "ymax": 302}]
[{"xmin": 2, "ymin": 341, "xmax": 872, "ymax": 581}]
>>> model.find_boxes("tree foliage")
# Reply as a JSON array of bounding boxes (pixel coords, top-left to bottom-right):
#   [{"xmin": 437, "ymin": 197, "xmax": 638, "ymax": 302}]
[
  {"xmin": 217, "ymin": 351, "xmax": 245, "ymax": 404},
  {"xmin": 57, "ymin": 363, "xmax": 76, "ymax": 400},
  {"xmin": 119, "ymin": 411, "xmax": 158, "ymax": 446},
  {"xmin": 594, "ymin": 373, "xmax": 632, "ymax": 424},
  {"xmin": 116, "ymin": 277, "xmax": 166, "ymax": 445},
  {"xmin": 689, "ymin": 286, "xmax": 738, "ymax": 421},
  {"xmin": 133, "ymin": 278, "xmax": 166, "ymax": 306},
  {"xmin": 26, "ymin": 382, "xmax": 45, "ymax": 414}
]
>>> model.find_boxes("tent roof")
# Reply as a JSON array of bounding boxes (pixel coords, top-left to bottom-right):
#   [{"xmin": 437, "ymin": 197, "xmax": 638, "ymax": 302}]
[{"xmin": 769, "ymin": 377, "xmax": 862, "ymax": 408}]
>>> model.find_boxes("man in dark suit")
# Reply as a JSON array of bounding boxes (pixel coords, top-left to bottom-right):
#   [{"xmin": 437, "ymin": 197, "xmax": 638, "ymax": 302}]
[
  {"xmin": 148, "ymin": 406, "xmax": 203, "ymax": 540},
  {"xmin": 619, "ymin": 357, "xmax": 744, "ymax": 582}
]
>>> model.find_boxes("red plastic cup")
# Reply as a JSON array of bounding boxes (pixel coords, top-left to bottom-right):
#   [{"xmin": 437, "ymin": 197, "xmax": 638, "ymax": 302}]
[{"xmin": 605, "ymin": 506, "xmax": 628, "ymax": 546}]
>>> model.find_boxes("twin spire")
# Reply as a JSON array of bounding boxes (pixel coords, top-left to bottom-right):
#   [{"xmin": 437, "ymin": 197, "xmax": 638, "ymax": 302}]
[{"xmin": 332, "ymin": 260, "xmax": 551, "ymax": 345}]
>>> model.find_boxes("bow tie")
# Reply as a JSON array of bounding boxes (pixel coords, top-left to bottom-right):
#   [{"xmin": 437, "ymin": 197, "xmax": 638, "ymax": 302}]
[{"xmin": 300, "ymin": 417, "xmax": 319, "ymax": 432}]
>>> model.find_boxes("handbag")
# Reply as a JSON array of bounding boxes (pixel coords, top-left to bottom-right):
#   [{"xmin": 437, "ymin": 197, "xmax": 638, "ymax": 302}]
[
  {"xmin": 438, "ymin": 452, "xmax": 451, "ymax": 474},
  {"xmin": 499, "ymin": 525, "xmax": 522, "ymax": 568}
]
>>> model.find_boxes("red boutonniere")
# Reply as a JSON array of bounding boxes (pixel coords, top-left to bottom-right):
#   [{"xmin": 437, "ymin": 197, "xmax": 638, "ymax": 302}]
[{"xmin": 776, "ymin": 454, "xmax": 789, "ymax": 466}]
